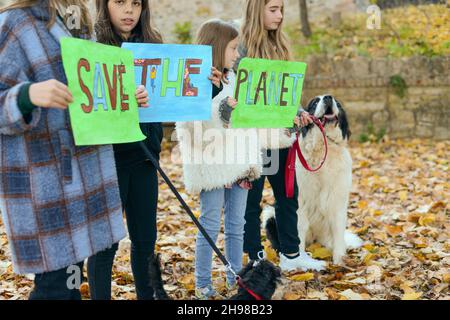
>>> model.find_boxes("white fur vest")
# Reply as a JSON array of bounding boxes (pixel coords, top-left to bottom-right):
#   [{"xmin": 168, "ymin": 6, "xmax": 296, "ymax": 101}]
[
  {"xmin": 258, "ymin": 128, "xmax": 297, "ymax": 150},
  {"xmin": 176, "ymin": 71, "xmax": 262, "ymax": 194}
]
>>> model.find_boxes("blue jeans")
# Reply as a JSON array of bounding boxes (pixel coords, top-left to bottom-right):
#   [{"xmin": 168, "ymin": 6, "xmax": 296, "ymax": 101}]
[{"xmin": 195, "ymin": 184, "xmax": 248, "ymax": 289}]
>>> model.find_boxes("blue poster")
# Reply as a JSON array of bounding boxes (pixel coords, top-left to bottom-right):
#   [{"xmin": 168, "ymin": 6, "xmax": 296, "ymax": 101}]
[{"xmin": 122, "ymin": 43, "xmax": 213, "ymax": 123}]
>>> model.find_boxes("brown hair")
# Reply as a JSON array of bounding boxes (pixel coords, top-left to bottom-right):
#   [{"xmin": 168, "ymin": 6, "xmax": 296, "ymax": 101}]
[
  {"xmin": 196, "ymin": 19, "xmax": 239, "ymax": 74},
  {"xmin": 0, "ymin": 0, "xmax": 93, "ymax": 36},
  {"xmin": 241, "ymin": 0, "xmax": 291, "ymax": 61},
  {"xmin": 95, "ymin": 0, "xmax": 162, "ymax": 46}
]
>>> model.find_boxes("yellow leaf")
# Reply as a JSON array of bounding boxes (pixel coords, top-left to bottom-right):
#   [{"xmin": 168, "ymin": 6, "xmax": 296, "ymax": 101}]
[
  {"xmin": 398, "ymin": 191, "xmax": 408, "ymax": 202},
  {"xmin": 443, "ymin": 274, "xmax": 450, "ymax": 283},
  {"xmin": 178, "ymin": 274, "xmax": 195, "ymax": 291},
  {"xmin": 363, "ymin": 252, "xmax": 377, "ymax": 265},
  {"xmin": 311, "ymin": 247, "xmax": 332, "ymax": 260},
  {"xmin": 355, "ymin": 225, "xmax": 369, "ymax": 235},
  {"xmin": 359, "ymin": 160, "xmax": 370, "ymax": 168},
  {"xmin": 306, "ymin": 243, "xmax": 322, "ymax": 252},
  {"xmin": 284, "ymin": 292, "xmax": 302, "ymax": 300},
  {"xmin": 263, "ymin": 242, "xmax": 279, "ymax": 264},
  {"xmin": 385, "ymin": 225, "xmax": 403, "ymax": 237},
  {"xmin": 402, "ymin": 292, "xmax": 423, "ymax": 300},
  {"xmin": 289, "ymin": 273, "xmax": 315, "ymax": 282},
  {"xmin": 400, "ymin": 283, "xmax": 415, "ymax": 294},
  {"xmin": 363, "ymin": 244, "xmax": 377, "ymax": 252},
  {"xmin": 418, "ymin": 214, "xmax": 436, "ymax": 226},
  {"xmin": 371, "ymin": 209, "xmax": 383, "ymax": 217},
  {"xmin": 242, "ymin": 255, "xmax": 249, "ymax": 266},
  {"xmin": 193, "ymin": 210, "xmax": 201, "ymax": 219},
  {"xmin": 357, "ymin": 200, "xmax": 368, "ymax": 210},
  {"xmin": 414, "ymin": 238, "xmax": 428, "ymax": 249}
]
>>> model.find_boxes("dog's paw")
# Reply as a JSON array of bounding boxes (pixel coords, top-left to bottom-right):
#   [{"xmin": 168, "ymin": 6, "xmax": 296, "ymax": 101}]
[
  {"xmin": 332, "ymin": 255, "xmax": 345, "ymax": 266},
  {"xmin": 344, "ymin": 231, "xmax": 364, "ymax": 249}
]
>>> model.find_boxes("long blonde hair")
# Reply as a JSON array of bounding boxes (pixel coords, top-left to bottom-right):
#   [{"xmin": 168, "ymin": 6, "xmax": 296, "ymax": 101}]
[
  {"xmin": 196, "ymin": 19, "xmax": 239, "ymax": 75},
  {"xmin": 0, "ymin": 0, "xmax": 93, "ymax": 36},
  {"xmin": 241, "ymin": 0, "xmax": 291, "ymax": 61}
]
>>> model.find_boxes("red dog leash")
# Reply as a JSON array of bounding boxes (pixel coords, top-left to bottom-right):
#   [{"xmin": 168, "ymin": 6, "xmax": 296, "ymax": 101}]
[
  {"xmin": 237, "ymin": 276, "xmax": 263, "ymax": 300},
  {"xmin": 285, "ymin": 116, "xmax": 329, "ymax": 198}
]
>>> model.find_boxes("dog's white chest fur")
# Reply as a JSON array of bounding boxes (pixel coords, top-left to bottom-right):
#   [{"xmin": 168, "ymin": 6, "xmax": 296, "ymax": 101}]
[{"xmin": 296, "ymin": 125, "xmax": 360, "ymax": 264}]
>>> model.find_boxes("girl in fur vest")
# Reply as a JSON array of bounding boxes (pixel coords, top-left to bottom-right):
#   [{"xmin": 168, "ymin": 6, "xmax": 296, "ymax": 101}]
[{"xmin": 176, "ymin": 19, "xmax": 262, "ymax": 300}]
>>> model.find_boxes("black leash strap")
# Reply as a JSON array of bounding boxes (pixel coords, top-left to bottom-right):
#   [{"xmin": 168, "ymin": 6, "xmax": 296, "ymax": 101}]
[{"xmin": 139, "ymin": 142, "xmax": 233, "ymax": 271}]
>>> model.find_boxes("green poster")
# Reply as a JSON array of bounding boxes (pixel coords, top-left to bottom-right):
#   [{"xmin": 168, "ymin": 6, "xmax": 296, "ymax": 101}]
[
  {"xmin": 61, "ymin": 37, "xmax": 145, "ymax": 146},
  {"xmin": 231, "ymin": 58, "xmax": 307, "ymax": 128}
]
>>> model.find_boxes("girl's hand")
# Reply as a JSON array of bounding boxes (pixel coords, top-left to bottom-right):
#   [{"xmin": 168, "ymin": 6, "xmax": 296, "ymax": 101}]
[
  {"xmin": 294, "ymin": 112, "xmax": 313, "ymax": 128},
  {"xmin": 29, "ymin": 79, "xmax": 73, "ymax": 109},
  {"xmin": 208, "ymin": 67, "xmax": 223, "ymax": 87},
  {"xmin": 135, "ymin": 85, "xmax": 149, "ymax": 108},
  {"xmin": 237, "ymin": 179, "xmax": 252, "ymax": 190},
  {"xmin": 227, "ymin": 97, "xmax": 238, "ymax": 109}
]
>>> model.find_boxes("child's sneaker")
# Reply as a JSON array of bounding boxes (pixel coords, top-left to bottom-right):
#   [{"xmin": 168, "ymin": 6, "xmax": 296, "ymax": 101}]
[
  {"xmin": 195, "ymin": 285, "xmax": 219, "ymax": 300},
  {"xmin": 279, "ymin": 251, "xmax": 327, "ymax": 272}
]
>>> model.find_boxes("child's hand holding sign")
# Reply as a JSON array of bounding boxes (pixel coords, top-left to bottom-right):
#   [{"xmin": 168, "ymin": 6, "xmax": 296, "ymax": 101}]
[{"xmin": 135, "ymin": 85, "xmax": 149, "ymax": 108}]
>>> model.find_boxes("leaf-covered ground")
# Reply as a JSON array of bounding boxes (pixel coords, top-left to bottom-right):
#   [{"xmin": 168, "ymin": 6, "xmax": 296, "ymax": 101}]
[
  {"xmin": 287, "ymin": 4, "xmax": 450, "ymax": 59},
  {"xmin": 0, "ymin": 138, "xmax": 448, "ymax": 300}
]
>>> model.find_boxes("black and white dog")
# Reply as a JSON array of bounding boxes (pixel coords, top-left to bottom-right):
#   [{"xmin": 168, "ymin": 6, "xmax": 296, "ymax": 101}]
[{"xmin": 266, "ymin": 95, "xmax": 363, "ymax": 265}]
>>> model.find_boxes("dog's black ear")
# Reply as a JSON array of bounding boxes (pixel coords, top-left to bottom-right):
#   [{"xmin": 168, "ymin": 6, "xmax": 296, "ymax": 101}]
[
  {"xmin": 301, "ymin": 97, "xmax": 320, "ymax": 138},
  {"xmin": 336, "ymin": 100, "xmax": 351, "ymax": 140},
  {"xmin": 306, "ymin": 97, "xmax": 320, "ymax": 114}
]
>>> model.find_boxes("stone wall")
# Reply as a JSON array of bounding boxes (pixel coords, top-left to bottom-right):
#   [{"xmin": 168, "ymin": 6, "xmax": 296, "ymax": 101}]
[
  {"xmin": 302, "ymin": 55, "xmax": 449, "ymax": 140},
  {"xmin": 160, "ymin": 55, "xmax": 449, "ymax": 141}
]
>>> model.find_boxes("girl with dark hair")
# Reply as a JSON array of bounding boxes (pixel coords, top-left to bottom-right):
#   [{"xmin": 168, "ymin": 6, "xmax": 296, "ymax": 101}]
[
  {"xmin": 87, "ymin": 0, "xmax": 161, "ymax": 301},
  {"xmin": 88, "ymin": 0, "xmax": 222, "ymax": 300}
]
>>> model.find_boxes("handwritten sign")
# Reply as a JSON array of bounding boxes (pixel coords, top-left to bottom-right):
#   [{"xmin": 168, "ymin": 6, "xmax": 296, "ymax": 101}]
[
  {"xmin": 61, "ymin": 37, "xmax": 145, "ymax": 146},
  {"xmin": 231, "ymin": 58, "xmax": 307, "ymax": 128},
  {"xmin": 122, "ymin": 43, "xmax": 213, "ymax": 123}
]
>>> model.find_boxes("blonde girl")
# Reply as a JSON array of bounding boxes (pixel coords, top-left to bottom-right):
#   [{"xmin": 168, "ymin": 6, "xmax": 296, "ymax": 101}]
[{"xmin": 240, "ymin": 0, "xmax": 326, "ymax": 272}]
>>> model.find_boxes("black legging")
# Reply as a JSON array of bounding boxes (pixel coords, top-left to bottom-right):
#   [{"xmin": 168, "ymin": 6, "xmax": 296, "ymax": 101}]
[
  {"xmin": 243, "ymin": 148, "xmax": 300, "ymax": 260},
  {"xmin": 87, "ymin": 160, "xmax": 158, "ymax": 300}
]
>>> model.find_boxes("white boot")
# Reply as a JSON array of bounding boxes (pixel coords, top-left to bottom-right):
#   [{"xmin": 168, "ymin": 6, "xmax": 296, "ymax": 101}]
[{"xmin": 279, "ymin": 251, "xmax": 327, "ymax": 272}]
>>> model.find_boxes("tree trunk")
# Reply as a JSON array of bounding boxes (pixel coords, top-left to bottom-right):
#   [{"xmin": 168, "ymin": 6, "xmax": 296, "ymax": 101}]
[{"xmin": 299, "ymin": 0, "xmax": 312, "ymax": 38}]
